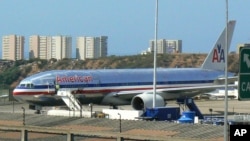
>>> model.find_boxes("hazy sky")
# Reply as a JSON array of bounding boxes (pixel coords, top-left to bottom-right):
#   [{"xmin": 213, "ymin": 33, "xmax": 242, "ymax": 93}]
[{"xmin": 0, "ymin": 0, "xmax": 249, "ymax": 58}]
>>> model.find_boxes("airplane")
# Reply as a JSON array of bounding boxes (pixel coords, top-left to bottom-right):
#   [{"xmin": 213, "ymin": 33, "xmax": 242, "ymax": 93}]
[
  {"xmin": 13, "ymin": 20, "xmax": 236, "ymax": 111},
  {"xmin": 201, "ymin": 88, "xmax": 238, "ymax": 100}
]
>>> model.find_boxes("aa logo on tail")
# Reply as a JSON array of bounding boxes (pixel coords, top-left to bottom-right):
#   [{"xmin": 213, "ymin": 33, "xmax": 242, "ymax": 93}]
[{"xmin": 212, "ymin": 44, "xmax": 225, "ymax": 63}]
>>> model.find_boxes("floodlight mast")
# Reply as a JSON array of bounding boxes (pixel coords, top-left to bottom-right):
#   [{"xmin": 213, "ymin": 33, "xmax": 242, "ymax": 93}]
[
  {"xmin": 153, "ymin": 0, "xmax": 158, "ymax": 108},
  {"xmin": 224, "ymin": 0, "xmax": 229, "ymax": 141}
]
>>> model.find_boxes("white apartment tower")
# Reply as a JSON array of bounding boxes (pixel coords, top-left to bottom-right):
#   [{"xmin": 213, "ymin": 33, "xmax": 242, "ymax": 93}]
[
  {"xmin": 2, "ymin": 35, "xmax": 25, "ymax": 60},
  {"xmin": 52, "ymin": 36, "xmax": 72, "ymax": 60},
  {"xmin": 29, "ymin": 35, "xmax": 52, "ymax": 59},
  {"xmin": 149, "ymin": 39, "xmax": 182, "ymax": 54},
  {"xmin": 29, "ymin": 35, "xmax": 72, "ymax": 60},
  {"xmin": 76, "ymin": 36, "xmax": 108, "ymax": 60}
]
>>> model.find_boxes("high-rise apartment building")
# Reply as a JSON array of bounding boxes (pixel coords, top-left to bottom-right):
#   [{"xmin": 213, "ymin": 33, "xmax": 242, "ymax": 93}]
[
  {"xmin": 146, "ymin": 39, "xmax": 182, "ymax": 54},
  {"xmin": 76, "ymin": 36, "xmax": 108, "ymax": 60},
  {"xmin": 52, "ymin": 36, "xmax": 72, "ymax": 60},
  {"xmin": 2, "ymin": 35, "xmax": 25, "ymax": 60},
  {"xmin": 29, "ymin": 35, "xmax": 72, "ymax": 60},
  {"xmin": 29, "ymin": 35, "xmax": 52, "ymax": 59},
  {"xmin": 99, "ymin": 36, "xmax": 108, "ymax": 57}
]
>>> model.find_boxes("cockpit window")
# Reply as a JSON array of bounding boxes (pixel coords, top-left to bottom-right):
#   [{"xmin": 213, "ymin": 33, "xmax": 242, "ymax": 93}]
[
  {"xmin": 19, "ymin": 83, "xmax": 34, "ymax": 88},
  {"xmin": 20, "ymin": 84, "xmax": 25, "ymax": 87},
  {"xmin": 26, "ymin": 83, "xmax": 34, "ymax": 88}
]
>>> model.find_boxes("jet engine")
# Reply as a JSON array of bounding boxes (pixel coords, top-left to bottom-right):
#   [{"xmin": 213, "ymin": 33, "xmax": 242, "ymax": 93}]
[{"xmin": 131, "ymin": 93, "xmax": 165, "ymax": 110}]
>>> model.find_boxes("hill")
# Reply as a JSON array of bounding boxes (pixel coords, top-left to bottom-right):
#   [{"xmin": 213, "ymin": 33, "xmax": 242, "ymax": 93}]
[{"xmin": 0, "ymin": 53, "xmax": 239, "ymax": 89}]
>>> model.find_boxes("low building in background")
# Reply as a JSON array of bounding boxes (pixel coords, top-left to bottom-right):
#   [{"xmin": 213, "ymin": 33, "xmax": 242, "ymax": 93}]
[{"xmin": 142, "ymin": 39, "xmax": 182, "ymax": 55}]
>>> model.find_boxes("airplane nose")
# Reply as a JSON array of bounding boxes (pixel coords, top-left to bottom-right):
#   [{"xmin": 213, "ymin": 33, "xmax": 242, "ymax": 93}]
[
  {"xmin": 13, "ymin": 88, "xmax": 18, "ymax": 96},
  {"xmin": 13, "ymin": 87, "xmax": 23, "ymax": 96},
  {"xmin": 12, "ymin": 88, "xmax": 21, "ymax": 101}
]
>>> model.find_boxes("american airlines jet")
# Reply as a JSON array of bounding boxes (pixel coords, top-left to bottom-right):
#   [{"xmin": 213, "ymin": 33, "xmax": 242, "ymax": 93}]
[{"xmin": 13, "ymin": 21, "xmax": 236, "ymax": 110}]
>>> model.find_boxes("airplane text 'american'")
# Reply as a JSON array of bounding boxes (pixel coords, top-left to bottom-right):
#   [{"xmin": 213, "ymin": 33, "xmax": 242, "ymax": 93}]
[
  {"xmin": 212, "ymin": 44, "xmax": 225, "ymax": 63},
  {"xmin": 56, "ymin": 76, "xmax": 93, "ymax": 83}
]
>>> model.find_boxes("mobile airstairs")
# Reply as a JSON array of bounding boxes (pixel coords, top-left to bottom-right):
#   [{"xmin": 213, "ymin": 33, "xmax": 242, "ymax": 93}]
[
  {"xmin": 57, "ymin": 89, "xmax": 82, "ymax": 111},
  {"xmin": 176, "ymin": 98, "xmax": 204, "ymax": 119}
]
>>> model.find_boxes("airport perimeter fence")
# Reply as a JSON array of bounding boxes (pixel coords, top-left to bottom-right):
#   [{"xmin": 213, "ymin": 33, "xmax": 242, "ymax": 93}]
[{"xmin": 0, "ymin": 88, "xmax": 16, "ymax": 102}]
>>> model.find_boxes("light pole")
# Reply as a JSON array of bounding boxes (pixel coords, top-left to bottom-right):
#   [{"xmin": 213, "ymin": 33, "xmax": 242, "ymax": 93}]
[
  {"xmin": 209, "ymin": 108, "xmax": 213, "ymax": 121},
  {"xmin": 118, "ymin": 113, "xmax": 121, "ymax": 133},
  {"xmin": 224, "ymin": 0, "xmax": 229, "ymax": 141},
  {"xmin": 153, "ymin": 0, "xmax": 159, "ymax": 108},
  {"xmin": 21, "ymin": 107, "xmax": 25, "ymax": 126},
  {"xmin": 89, "ymin": 103, "xmax": 93, "ymax": 118}
]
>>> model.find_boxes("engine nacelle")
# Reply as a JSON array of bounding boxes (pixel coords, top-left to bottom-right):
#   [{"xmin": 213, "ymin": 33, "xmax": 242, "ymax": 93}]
[{"xmin": 131, "ymin": 93, "xmax": 165, "ymax": 110}]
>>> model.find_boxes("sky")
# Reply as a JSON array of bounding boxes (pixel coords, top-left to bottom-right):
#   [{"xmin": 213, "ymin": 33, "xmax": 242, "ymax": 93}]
[{"xmin": 0, "ymin": 0, "xmax": 249, "ymax": 59}]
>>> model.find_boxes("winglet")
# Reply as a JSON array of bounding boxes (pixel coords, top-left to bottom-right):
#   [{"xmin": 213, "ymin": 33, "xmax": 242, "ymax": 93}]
[{"xmin": 201, "ymin": 20, "xmax": 236, "ymax": 71}]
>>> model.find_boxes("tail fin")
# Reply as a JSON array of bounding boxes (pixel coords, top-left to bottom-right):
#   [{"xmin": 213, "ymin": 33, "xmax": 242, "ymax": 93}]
[{"xmin": 201, "ymin": 20, "xmax": 236, "ymax": 71}]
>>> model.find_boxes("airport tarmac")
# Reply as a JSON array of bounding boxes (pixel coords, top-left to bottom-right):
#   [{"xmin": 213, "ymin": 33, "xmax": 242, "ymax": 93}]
[
  {"xmin": 0, "ymin": 99, "xmax": 250, "ymax": 141},
  {"xmin": 1, "ymin": 99, "xmax": 250, "ymax": 116}
]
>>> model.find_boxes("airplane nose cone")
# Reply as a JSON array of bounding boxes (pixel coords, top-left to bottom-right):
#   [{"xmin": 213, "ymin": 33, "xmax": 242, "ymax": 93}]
[
  {"xmin": 12, "ymin": 87, "xmax": 23, "ymax": 96},
  {"xmin": 13, "ymin": 88, "xmax": 18, "ymax": 96},
  {"xmin": 12, "ymin": 88, "xmax": 22, "ymax": 101}
]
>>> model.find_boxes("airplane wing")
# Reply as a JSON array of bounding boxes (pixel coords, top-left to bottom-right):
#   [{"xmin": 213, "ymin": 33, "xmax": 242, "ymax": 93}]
[
  {"xmin": 213, "ymin": 76, "xmax": 238, "ymax": 85},
  {"xmin": 108, "ymin": 82, "xmax": 238, "ymax": 110},
  {"xmin": 158, "ymin": 84, "xmax": 237, "ymax": 93},
  {"xmin": 114, "ymin": 83, "xmax": 237, "ymax": 100}
]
